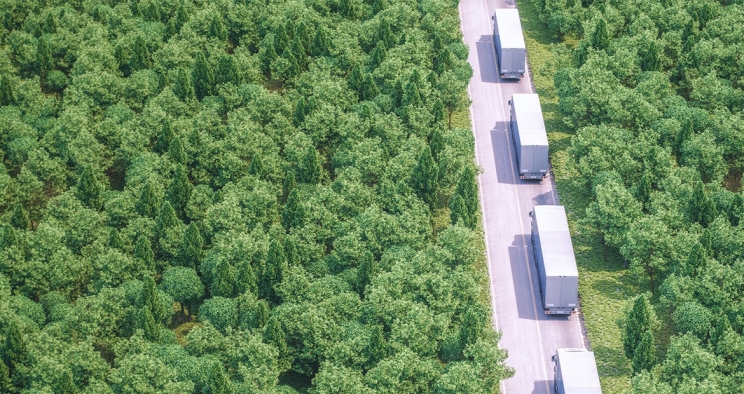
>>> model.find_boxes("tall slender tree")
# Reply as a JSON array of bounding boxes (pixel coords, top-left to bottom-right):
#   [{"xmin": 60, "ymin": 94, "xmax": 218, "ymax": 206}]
[
  {"xmin": 203, "ymin": 362, "xmax": 231, "ymax": 394},
  {"xmin": 76, "ymin": 167, "xmax": 102, "ymax": 209},
  {"xmin": 689, "ymin": 181, "xmax": 717, "ymax": 227},
  {"xmin": 623, "ymin": 295, "xmax": 653, "ymax": 359},
  {"xmin": 207, "ymin": 14, "xmax": 227, "ymax": 41},
  {"xmin": 136, "ymin": 180, "xmax": 160, "ymax": 218},
  {"xmin": 411, "ymin": 146, "xmax": 438, "ymax": 206},
  {"xmin": 366, "ymin": 325, "xmax": 386, "ymax": 368},
  {"xmin": 300, "ymin": 145, "xmax": 322, "ymax": 184},
  {"xmin": 282, "ymin": 189, "xmax": 305, "ymax": 231},
  {"xmin": 134, "ymin": 235, "xmax": 156, "ymax": 272},
  {"xmin": 173, "ymin": 67, "xmax": 195, "ymax": 101},
  {"xmin": 130, "ymin": 36, "xmax": 151, "ymax": 72},
  {"xmin": 168, "ymin": 136, "xmax": 187, "ymax": 165},
  {"xmin": 10, "ymin": 203, "xmax": 29, "ymax": 230},
  {"xmin": 310, "ymin": 27, "xmax": 328, "ymax": 57},
  {"xmin": 0, "ymin": 75, "xmax": 14, "ymax": 105},
  {"xmin": 590, "ymin": 18, "xmax": 610, "ymax": 50},
  {"xmin": 177, "ymin": 222, "xmax": 203, "ymax": 269},
  {"xmin": 192, "ymin": 52, "xmax": 214, "ymax": 100},
  {"xmin": 215, "ymin": 55, "xmax": 240, "ymax": 85},
  {"xmin": 166, "ymin": 165, "xmax": 193, "ymax": 220},
  {"xmin": 631, "ymin": 331, "xmax": 656, "ymax": 374}
]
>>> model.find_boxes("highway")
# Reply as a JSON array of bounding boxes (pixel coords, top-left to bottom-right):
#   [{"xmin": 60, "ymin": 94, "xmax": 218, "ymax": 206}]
[{"xmin": 457, "ymin": 0, "xmax": 587, "ymax": 393}]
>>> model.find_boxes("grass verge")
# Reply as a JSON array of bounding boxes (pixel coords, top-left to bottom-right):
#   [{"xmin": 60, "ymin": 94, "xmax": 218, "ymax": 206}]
[{"xmin": 515, "ymin": 0, "xmax": 644, "ymax": 392}]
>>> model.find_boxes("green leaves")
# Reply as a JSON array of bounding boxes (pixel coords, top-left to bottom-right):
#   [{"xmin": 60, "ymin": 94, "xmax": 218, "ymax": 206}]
[
  {"xmin": 76, "ymin": 167, "xmax": 102, "ymax": 210},
  {"xmin": 410, "ymin": 146, "xmax": 438, "ymax": 206}
]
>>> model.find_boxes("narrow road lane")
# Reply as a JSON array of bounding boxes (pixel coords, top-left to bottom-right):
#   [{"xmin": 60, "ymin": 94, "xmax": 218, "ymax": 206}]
[{"xmin": 457, "ymin": 1, "xmax": 586, "ymax": 393}]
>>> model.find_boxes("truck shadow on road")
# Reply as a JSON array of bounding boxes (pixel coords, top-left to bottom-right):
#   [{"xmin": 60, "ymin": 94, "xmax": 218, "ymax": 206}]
[
  {"xmin": 476, "ymin": 35, "xmax": 500, "ymax": 83},
  {"xmin": 509, "ymin": 234, "xmax": 573, "ymax": 323},
  {"xmin": 532, "ymin": 380, "xmax": 554, "ymax": 394}
]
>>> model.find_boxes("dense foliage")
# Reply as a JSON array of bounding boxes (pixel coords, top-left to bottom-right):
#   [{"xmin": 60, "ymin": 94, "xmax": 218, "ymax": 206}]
[
  {"xmin": 0, "ymin": 0, "xmax": 514, "ymax": 392},
  {"xmin": 536, "ymin": 0, "xmax": 744, "ymax": 391}
]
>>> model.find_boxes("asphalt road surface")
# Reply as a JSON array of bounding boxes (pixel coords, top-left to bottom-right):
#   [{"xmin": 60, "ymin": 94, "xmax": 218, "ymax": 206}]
[{"xmin": 457, "ymin": 0, "xmax": 587, "ymax": 393}]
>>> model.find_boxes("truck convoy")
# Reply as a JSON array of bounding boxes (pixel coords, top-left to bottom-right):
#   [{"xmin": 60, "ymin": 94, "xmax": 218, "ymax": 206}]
[
  {"xmin": 552, "ymin": 348, "xmax": 603, "ymax": 394},
  {"xmin": 530, "ymin": 205, "xmax": 579, "ymax": 314},
  {"xmin": 492, "ymin": 9, "xmax": 526, "ymax": 79},
  {"xmin": 509, "ymin": 93, "xmax": 549, "ymax": 180}
]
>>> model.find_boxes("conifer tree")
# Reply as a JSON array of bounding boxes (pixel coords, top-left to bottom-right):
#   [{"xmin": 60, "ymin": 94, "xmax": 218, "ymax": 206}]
[
  {"xmin": 291, "ymin": 36, "xmax": 307, "ymax": 69},
  {"xmin": 273, "ymin": 24, "xmax": 290, "ymax": 53},
  {"xmin": 435, "ymin": 48, "xmax": 454, "ymax": 74},
  {"xmin": 283, "ymin": 170, "xmax": 297, "ymax": 202},
  {"xmin": 76, "ymin": 166, "xmax": 102, "ymax": 209},
  {"xmin": 136, "ymin": 180, "xmax": 160, "ymax": 218},
  {"xmin": 710, "ymin": 315, "xmax": 732, "ymax": 349},
  {"xmin": 192, "ymin": 52, "xmax": 214, "ymax": 100},
  {"xmin": 685, "ymin": 242, "xmax": 706, "ymax": 277},
  {"xmin": 591, "ymin": 18, "xmax": 610, "ymax": 50},
  {"xmin": 348, "ymin": 64, "xmax": 364, "ymax": 95},
  {"xmin": 237, "ymin": 259, "xmax": 257, "ymax": 296},
  {"xmin": 203, "ymin": 362, "xmax": 231, "ymax": 394},
  {"xmin": 173, "ymin": 67, "xmax": 195, "ymax": 101},
  {"xmin": 631, "ymin": 331, "xmax": 656, "ymax": 374},
  {"xmin": 168, "ymin": 136, "xmax": 187, "ymax": 165},
  {"xmin": 215, "ymin": 55, "xmax": 240, "ymax": 85},
  {"xmin": 55, "ymin": 369, "xmax": 75, "ymax": 394},
  {"xmin": 0, "ymin": 74, "xmax": 14, "ymax": 105},
  {"xmin": 366, "ymin": 325, "xmax": 386, "ymax": 368},
  {"xmin": 635, "ymin": 172, "xmax": 652, "ymax": 210},
  {"xmin": 211, "ymin": 259, "xmax": 234, "ymax": 297},
  {"xmin": 154, "ymin": 118, "xmax": 174, "ymax": 153},
  {"xmin": 689, "ymin": 181, "xmax": 717, "ymax": 227},
  {"xmin": 259, "ymin": 35, "xmax": 278, "ymax": 77},
  {"xmin": 402, "ymin": 80, "xmax": 422, "ymax": 107},
  {"xmin": 44, "ymin": 13, "xmax": 58, "ymax": 34},
  {"xmin": 136, "ymin": 276, "xmax": 160, "ymax": 312},
  {"xmin": 310, "ymin": 27, "xmax": 328, "ymax": 57},
  {"xmin": 392, "ymin": 79, "xmax": 404, "ymax": 107},
  {"xmin": 282, "ymin": 189, "xmax": 306, "ymax": 231},
  {"xmin": 172, "ymin": 4, "xmax": 188, "ymax": 33},
  {"xmin": 264, "ymin": 318, "xmax": 288, "ymax": 360},
  {"xmin": 699, "ymin": 228, "xmax": 712, "ymax": 255},
  {"xmin": 37, "ymin": 38, "xmax": 53, "ymax": 84},
  {"xmin": 295, "ymin": 21, "xmax": 311, "ymax": 49},
  {"xmin": 10, "ymin": 203, "xmax": 29, "ymax": 230},
  {"xmin": 675, "ymin": 119, "xmax": 694, "ymax": 157},
  {"xmin": 411, "ymin": 146, "xmax": 438, "ymax": 206},
  {"xmin": 375, "ymin": 18, "xmax": 394, "ymax": 48},
  {"xmin": 372, "ymin": 0, "xmax": 388, "ymax": 14},
  {"xmin": 253, "ymin": 300, "xmax": 269, "ymax": 329},
  {"xmin": 178, "ymin": 222, "xmax": 203, "ymax": 269},
  {"xmin": 356, "ymin": 251, "xmax": 376, "ymax": 297},
  {"xmin": 368, "ymin": 41, "xmax": 387, "ymax": 69},
  {"xmin": 130, "ymin": 36, "xmax": 151, "ymax": 72},
  {"xmin": 623, "ymin": 295, "xmax": 653, "ymax": 359},
  {"xmin": 360, "ymin": 74, "xmax": 379, "ymax": 101},
  {"xmin": 208, "ymin": 14, "xmax": 227, "ymax": 41},
  {"xmin": 134, "ymin": 235, "xmax": 156, "ymax": 272},
  {"xmin": 639, "ymin": 41, "xmax": 661, "ymax": 72},
  {"xmin": 107, "ymin": 228, "xmax": 123, "ymax": 250},
  {"xmin": 0, "ymin": 359, "xmax": 10, "ymax": 393},
  {"xmin": 449, "ymin": 193, "xmax": 468, "ymax": 227},
  {"xmin": 293, "ymin": 97, "xmax": 308, "ymax": 127},
  {"xmin": 281, "ymin": 47, "xmax": 300, "ymax": 80},
  {"xmin": 259, "ymin": 240, "xmax": 285, "ymax": 304},
  {"xmin": 284, "ymin": 236, "xmax": 299, "ymax": 266},
  {"xmin": 429, "ymin": 126, "xmax": 445, "ymax": 161},
  {"xmin": 138, "ymin": 307, "xmax": 160, "ymax": 341},
  {"xmin": 155, "ymin": 201, "xmax": 179, "ymax": 240},
  {"xmin": 145, "ymin": 2, "xmax": 161, "ymax": 22},
  {"xmin": 458, "ymin": 307, "xmax": 481, "ymax": 354},
  {"xmin": 1, "ymin": 225, "xmax": 17, "ymax": 249},
  {"xmin": 3, "ymin": 321, "xmax": 26, "ymax": 373},
  {"xmin": 166, "ymin": 165, "xmax": 193, "ymax": 219},
  {"xmin": 301, "ymin": 145, "xmax": 322, "ymax": 184},
  {"xmin": 248, "ymin": 154, "xmax": 265, "ymax": 178}
]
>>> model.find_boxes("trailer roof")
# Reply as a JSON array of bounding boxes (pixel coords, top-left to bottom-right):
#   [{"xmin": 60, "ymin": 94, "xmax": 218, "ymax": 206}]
[
  {"xmin": 512, "ymin": 94, "xmax": 549, "ymax": 146},
  {"xmin": 533, "ymin": 205, "xmax": 578, "ymax": 277},
  {"xmin": 556, "ymin": 349, "xmax": 602, "ymax": 393},
  {"xmin": 494, "ymin": 9, "xmax": 526, "ymax": 50}
]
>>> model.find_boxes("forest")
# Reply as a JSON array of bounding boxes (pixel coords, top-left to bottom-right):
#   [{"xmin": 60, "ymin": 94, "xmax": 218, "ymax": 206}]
[
  {"xmin": 0, "ymin": 0, "xmax": 515, "ymax": 392},
  {"xmin": 535, "ymin": 0, "xmax": 744, "ymax": 392}
]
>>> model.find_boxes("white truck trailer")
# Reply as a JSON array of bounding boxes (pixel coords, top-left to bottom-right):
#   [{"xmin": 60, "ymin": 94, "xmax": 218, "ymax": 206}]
[
  {"xmin": 530, "ymin": 205, "xmax": 579, "ymax": 314},
  {"xmin": 492, "ymin": 9, "xmax": 526, "ymax": 79},
  {"xmin": 552, "ymin": 348, "xmax": 603, "ymax": 394},
  {"xmin": 509, "ymin": 94, "xmax": 549, "ymax": 180}
]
